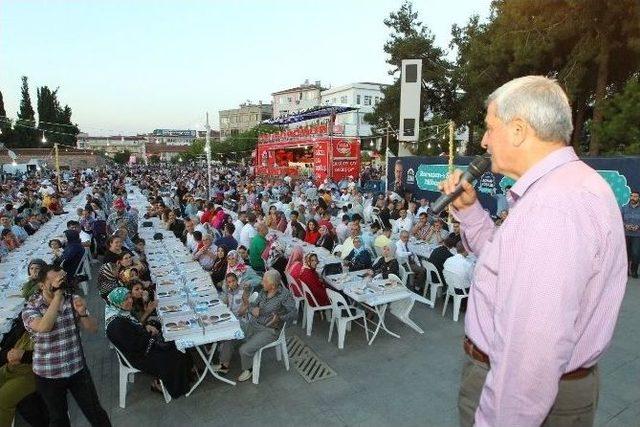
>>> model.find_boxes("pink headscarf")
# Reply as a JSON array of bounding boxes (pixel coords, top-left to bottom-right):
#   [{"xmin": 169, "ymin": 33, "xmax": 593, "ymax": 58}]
[{"xmin": 286, "ymin": 246, "xmax": 304, "ymax": 274}]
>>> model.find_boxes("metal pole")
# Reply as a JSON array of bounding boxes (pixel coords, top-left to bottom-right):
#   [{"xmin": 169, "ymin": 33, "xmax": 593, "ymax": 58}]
[
  {"xmin": 448, "ymin": 120, "xmax": 455, "ymax": 222},
  {"xmin": 54, "ymin": 143, "xmax": 61, "ymax": 193},
  {"xmin": 205, "ymin": 112, "xmax": 212, "ymax": 200},
  {"xmin": 383, "ymin": 122, "xmax": 391, "ymax": 192}
]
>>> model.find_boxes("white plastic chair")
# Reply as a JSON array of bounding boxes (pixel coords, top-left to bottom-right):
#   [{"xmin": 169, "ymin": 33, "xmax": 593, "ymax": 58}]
[
  {"xmin": 300, "ymin": 280, "xmax": 332, "ymax": 336},
  {"xmin": 397, "ymin": 261, "xmax": 415, "ymax": 289},
  {"xmin": 326, "ymin": 288, "xmax": 369, "ymax": 349},
  {"xmin": 332, "ymin": 244, "xmax": 343, "ymax": 256},
  {"xmin": 422, "ymin": 260, "xmax": 444, "ymax": 307},
  {"xmin": 252, "ymin": 324, "xmax": 290, "ymax": 384},
  {"xmin": 73, "ymin": 249, "xmax": 91, "ymax": 295},
  {"xmin": 285, "ymin": 272, "xmax": 305, "ymax": 326},
  {"xmin": 442, "ymin": 270, "xmax": 471, "ymax": 322},
  {"xmin": 113, "ymin": 345, "xmax": 171, "ymax": 408},
  {"xmin": 249, "ymin": 291, "xmax": 259, "ymax": 303}
]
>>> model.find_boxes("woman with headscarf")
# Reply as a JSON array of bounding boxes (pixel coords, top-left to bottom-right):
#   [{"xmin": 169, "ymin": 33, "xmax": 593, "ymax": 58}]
[
  {"xmin": 210, "ymin": 246, "xmax": 228, "ymax": 287},
  {"xmin": 315, "ymin": 224, "xmax": 334, "ymax": 251},
  {"xmin": 298, "ymin": 252, "xmax": 329, "ymax": 307},
  {"xmin": 370, "ymin": 242, "xmax": 400, "ymax": 279},
  {"xmin": 285, "ymin": 246, "xmax": 304, "ymax": 290},
  {"xmin": 105, "ymin": 287, "xmax": 193, "ymax": 398},
  {"xmin": 267, "ymin": 242, "xmax": 288, "ymax": 284},
  {"xmin": 97, "ymin": 252, "xmax": 134, "ymax": 301},
  {"xmin": 22, "ymin": 259, "xmax": 48, "ymax": 300},
  {"xmin": 344, "ymin": 236, "xmax": 373, "ymax": 271},
  {"xmin": 60, "ymin": 229, "xmax": 85, "ymax": 279},
  {"xmin": 226, "ymin": 250, "xmax": 261, "ymax": 289}
]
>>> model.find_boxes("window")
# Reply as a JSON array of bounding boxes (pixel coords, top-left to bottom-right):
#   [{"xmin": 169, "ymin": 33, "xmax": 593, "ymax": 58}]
[
  {"xmin": 279, "ymin": 97, "xmax": 285, "ymax": 105},
  {"xmin": 230, "ymin": 115, "xmax": 237, "ymax": 124},
  {"xmin": 340, "ymin": 96, "xmax": 348, "ymax": 104},
  {"xmin": 364, "ymin": 96, "xmax": 372, "ymax": 106},
  {"xmin": 242, "ymin": 115, "xmax": 249, "ymax": 123},
  {"xmin": 403, "ymin": 118, "xmax": 415, "ymax": 137},
  {"xmin": 251, "ymin": 113, "xmax": 258, "ymax": 121},
  {"xmin": 405, "ymin": 64, "xmax": 418, "ymax": 83},
  {"xmin": 356, "ymin": 95, "xmax": 361, "ymax": 105},
  {"xmin": 332, "ymin": 97, "xmax": 336, "ymax": 104},
  {"xmin": 299, "ymin": 92, "xmax": 303, "ymax": 100},
  {"xmin": 306, "ymin": 92, "xmax": 315, "ymax": 100},
  {"xmin": 374, "ymin": 96, "xmax": 380, "ymax": 105},
  {"xmin": 221, "ymin": 117, "xmax": 229, "ymax": 125},
  {"xmin": 287, "ymin": 96, "xmax": 293, "ymax": 103}
]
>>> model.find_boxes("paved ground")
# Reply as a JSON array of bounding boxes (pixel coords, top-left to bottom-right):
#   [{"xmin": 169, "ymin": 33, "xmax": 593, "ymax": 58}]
[{"xmin": 17, "ymin": 273, "xmax": 640, "ymax": 427}]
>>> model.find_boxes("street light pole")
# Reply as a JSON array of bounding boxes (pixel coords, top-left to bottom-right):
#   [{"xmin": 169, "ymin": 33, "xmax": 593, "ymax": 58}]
[
  {"xmin": 205, "ymin": 112, "xmax": 212, "ymax": 200},
  {"xmin": 54, "ymin": 142, "xmax": 61, "ymax": 193}
]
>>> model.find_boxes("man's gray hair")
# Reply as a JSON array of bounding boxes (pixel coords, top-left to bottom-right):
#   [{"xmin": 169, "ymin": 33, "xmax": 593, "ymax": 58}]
[{"xmin": 487, "ymin": 76, "xmax": 573, "ymax": 144}]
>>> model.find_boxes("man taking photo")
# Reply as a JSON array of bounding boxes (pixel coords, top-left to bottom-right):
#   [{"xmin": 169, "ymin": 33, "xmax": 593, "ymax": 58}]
[{"xmin": 22, "ymin": 265, "xmax": 111, "ymax": 427}]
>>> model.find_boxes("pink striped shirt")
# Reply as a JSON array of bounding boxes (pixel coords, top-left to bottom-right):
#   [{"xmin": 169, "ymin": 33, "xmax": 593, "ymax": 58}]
[{"xmin": 455, "ymin": 147, "xmax": 627, "ymax": 426}]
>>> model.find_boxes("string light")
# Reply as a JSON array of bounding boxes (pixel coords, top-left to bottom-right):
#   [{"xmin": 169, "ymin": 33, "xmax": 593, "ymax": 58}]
[{"xmin": 41, "ymin": 131, "xmax": 47, "ymax": 143}]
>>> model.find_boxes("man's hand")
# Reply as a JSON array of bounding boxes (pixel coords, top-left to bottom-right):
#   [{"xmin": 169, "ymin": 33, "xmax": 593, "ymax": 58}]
[
  {"xmin": 73, "ymin": 296, "xmax": 88, "ymax": 316},
  {"xmin": 7, "ymin": 348, "xmax": 24, "ymax": 365},
  {"xmin": 266, "ymin": 313, "xmax": 280, "ymax": 328},
  {"xmin": 251, "ymin": 307, "xmax": 260, "ymax": 317},
  {"xmin": 146, "ymin": 300, "xmax": 158, "ymax": 312},
  {"xmin": 145, "ymin": 325, "xmax": 159, "ymax": 335},
  {"xmin": 438, "ymin": 170, "xmax": 478, "ymax": 211}
]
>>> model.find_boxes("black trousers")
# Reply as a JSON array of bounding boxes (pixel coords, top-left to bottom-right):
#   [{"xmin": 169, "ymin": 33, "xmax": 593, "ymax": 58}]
[{"xmin": 35, "ymin": 368, "xmax": 110, "ymax": 427}]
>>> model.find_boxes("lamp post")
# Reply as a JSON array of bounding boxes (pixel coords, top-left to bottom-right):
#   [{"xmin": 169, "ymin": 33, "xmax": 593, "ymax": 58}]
[
  {"xmin": 205, "ymin": 112, "xmax": 212, "ymax": 200},
  {"xmin": 41, "ymin": 131, "xmax": 62, "ymax": 192}
]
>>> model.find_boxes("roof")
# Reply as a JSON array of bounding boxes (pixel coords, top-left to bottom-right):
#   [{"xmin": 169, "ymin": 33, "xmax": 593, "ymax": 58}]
[
  {"xmin": 0, "ymin": 146, "xmax": 93, "ymax": 156},
  {"xmin": 146, "ymin": 144, "xmax": 191, "ymax": 154},
  {"xmin": 272, "ymin": 84, "xmax": 326, "ymax": 96}
]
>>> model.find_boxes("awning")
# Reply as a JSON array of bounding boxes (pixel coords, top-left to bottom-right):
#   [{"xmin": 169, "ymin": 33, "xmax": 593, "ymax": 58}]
[{"xmin": 263, "ymin": 105, "xmax": 357, "ymax": 125}]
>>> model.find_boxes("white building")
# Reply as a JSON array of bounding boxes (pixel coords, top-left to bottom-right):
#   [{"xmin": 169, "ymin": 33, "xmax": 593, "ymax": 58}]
[
  {"xmin": 271, "ymin": 80, "xmax": 324, "ymax": 118},
  {"xmin": 76, "ymin": 133, "xmax": 146, "ymax": 155},
  {"xmin": 150, "ymin": 129, "xmax": 196, "ymax": 146},
  {"xmin": 320, "ymin": 82, "xmax": 388, "ymax": 137}
]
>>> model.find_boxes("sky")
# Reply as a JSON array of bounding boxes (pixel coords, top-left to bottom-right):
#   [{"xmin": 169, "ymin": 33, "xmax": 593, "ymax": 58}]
[{"xmin": 0, "ymin": 0, "xmax": 492, "ymax": 135}]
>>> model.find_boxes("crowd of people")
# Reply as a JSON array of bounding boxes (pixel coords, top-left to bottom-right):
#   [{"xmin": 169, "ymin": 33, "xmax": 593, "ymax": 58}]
[{"xmin": 1, "ymin": 137, "xmax": 638, "ymax": 426}]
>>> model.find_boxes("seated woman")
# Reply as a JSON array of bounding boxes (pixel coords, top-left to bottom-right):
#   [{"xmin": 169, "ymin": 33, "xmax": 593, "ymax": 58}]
[
  {"xmin": 0, "ymin": 311, "xmax": 49, "ymax": 427},
  {"xmin": 103, "ymin": 235, "xmax": 133, "ymax": 265},
  {"xmin": 369, "ymin": 243, "xmax": 400, "ymax": 279},
  {"xmin": 303, "ymin": 219, "xmax": 320, "ymax": 245},
  {"xmin": 214, "ymin": 273, "xmax": 250, "ymax": 374},
  {"xmin": 298, "ymin": 253, "xmax": 330, "ymax": 307},
  {"xmin": 105, "ymin": 287, "xmax": 193, "ymax": 398},
  {"xmin": 210, "ymin": 246, "xmax": 228, "ymax": 288},
  {"xmin": 231, "ymin": 270, "xmax": 296, "ymax": 382},
  {"xmin": 285, "ymin": 246, "xmax": 304, "ymax": 293},
  {"xmin": 22, "ymin": 259, "xmax": 48, "ymax": 300},
  {"xmin": 226, "ymin": 250, "xmax": 261, "ymax": 289},
  {"xmin": 129, "ymin": 280, "xmax": 159, "ymax": 327},
  {"xmin": 193, "ymin": 234, "xmax": 216, "ymax": 271},
  {"xmin": 0, "ymin": 229, "xmax": 20, "ymax": 257},
  {"xmin": 267, "ymin": 242, "xmax": 288, "ymax": 284},
  {"xmin": 343, "ymin": 236, "xmax": 373, "ymax": 271},
  {"xmin": 315, "ymin": 224, "xmax": 334, "ymax": 251},
  {"xmin": 97, "ymin": 252, "xmax": 134, "ymax": 300}
]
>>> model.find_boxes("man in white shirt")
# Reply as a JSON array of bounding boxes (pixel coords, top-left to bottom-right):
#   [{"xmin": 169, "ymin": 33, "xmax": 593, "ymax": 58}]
[
  {"xmin": 395, "ymin": 230, "xmax": 427, "ymax": 292},
  {"xmin": 417, "ymin": 198, "xmax": 431, "ymax": 216},
  {"xmin": 393, "ymin": 208, "xmax": 413, "ymax": 234},
  {"xmin": 335, "ymin": 214, "xmax": 350, "ymax": 244},
  {"xmin": 239, "ymin": 212, "xmax": 257, "ymax": 249},
  {"xmin": 233, "ymin": 212, "xmax": 246, "ymax": 243},
  {"xmin": 183, "ymin": 217, "xmax": 198, "ymax": 253},
  {"xmin": 443, "ymin": 241, "xmax": 473, "ymax": 289},
  {"xmin": 340, "ymin": 222, "xmax": 361, "ymax": 259}
]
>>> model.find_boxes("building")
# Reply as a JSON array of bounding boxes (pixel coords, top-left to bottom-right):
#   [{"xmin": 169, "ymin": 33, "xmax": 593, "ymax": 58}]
[
  {"xmin": 0, "ymin": 146, "xmax": 107, "ymax": 170},
  {"xmin": 271, "ymin": 80, "xmax": 325, "ymax": 118},
  {"xmin": 150, "ymin": 129, "xmax": 196, "ymax": 146},
  {"xmin": 320, "ymin": 82, "xmax": 388, "ymax": 137},
  {"xmin": 196, "ymin": 129, "xmax": 221, "ymax": 140},
  {"xmin": 219, "ymin": 102, "xmax": 272, "ymax": 140},
  {"xmin": 76, "ymin": 133, "xmax": 146, "ymax": 156},
  {"xmin": 145, "ymin": 143, "xmax": 190, "ymax": 162}
]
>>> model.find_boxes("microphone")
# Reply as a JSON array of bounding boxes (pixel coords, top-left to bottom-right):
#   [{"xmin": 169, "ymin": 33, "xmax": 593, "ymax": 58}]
[{"xmin": 431, "ymin": 155, "xmax": 491, "ymax": 214}]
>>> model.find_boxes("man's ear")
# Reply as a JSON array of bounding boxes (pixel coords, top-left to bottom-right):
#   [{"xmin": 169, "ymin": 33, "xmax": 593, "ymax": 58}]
[{"xmin": 510, "ymin": 117, "xmax": 529, "ymax": 147}]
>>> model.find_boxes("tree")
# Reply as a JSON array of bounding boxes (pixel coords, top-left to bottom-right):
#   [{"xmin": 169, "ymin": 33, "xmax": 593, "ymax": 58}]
[
  {"xmin": 365, "ymin": 1, "xmax": 454, "ymax": 155},
  {"xmin": 0, "ymin": 90, "xmax": 12, "ymax": 146},
  {"xmin": 37, "ymin": 86, "xmax": 79, "ymax": 148},
  {"xmin": 593, "ymin": 75, "xmax": 640, "ymax": 154},
  {"xmin": 450, "ymin": 0, "xmax": 640, "ymax": 155},
  {"xmin": 13, "ymin": 76, "xmax": 37, "ymax": 147},
  {"xmin": 112, "ymin": 149, "xmax": 132, "ymax": 164}
]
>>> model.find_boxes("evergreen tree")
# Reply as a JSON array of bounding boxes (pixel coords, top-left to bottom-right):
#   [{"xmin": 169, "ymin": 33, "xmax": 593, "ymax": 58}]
[
  {"xmin": 0, "ymin": 90, "xmax": 12, "ymax": 146},
  {"xmin": 14, "ymin": 76, "xmax": 37, "ymax": 147},
  {"xmin": 37, "ymin": 86, "xmax": 79, "ymax": 147}
]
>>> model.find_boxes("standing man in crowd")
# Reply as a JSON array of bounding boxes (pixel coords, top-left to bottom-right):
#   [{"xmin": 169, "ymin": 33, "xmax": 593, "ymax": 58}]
[
  {"xmin": 622, "ymin": 190, "xmax": 640, "ymax": 278},
  {"xmin": 439, "ymin": 76, "xmax": 626, "ymax": 427},
  {"xmin": 22, "ymin": 265, "xmax": 111, "ymax": 427}
]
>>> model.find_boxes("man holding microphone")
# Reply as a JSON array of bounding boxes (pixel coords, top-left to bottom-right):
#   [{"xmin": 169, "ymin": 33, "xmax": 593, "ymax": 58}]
[
  {"xmin": 439, "ymin": 76, "xmax": 626, "ymax": 426},
  {"xmin": 22, "ymin": 265, "xmax": 111, "ymax": 427}
]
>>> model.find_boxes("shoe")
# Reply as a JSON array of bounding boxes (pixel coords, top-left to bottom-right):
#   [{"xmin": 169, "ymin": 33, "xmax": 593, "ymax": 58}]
[
  {"xmin": 213, "ymin": 364, "xmax": 229, "ymax": 374},
  {"xmin": 237, "ymin": 370, "xmax": 252, "ymax": 382}
]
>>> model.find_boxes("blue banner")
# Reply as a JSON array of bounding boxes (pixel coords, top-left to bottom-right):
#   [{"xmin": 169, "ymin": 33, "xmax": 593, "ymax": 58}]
[{"xmin": 388, "ymin": 154, "xmax": 640, "ymax": 215}]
